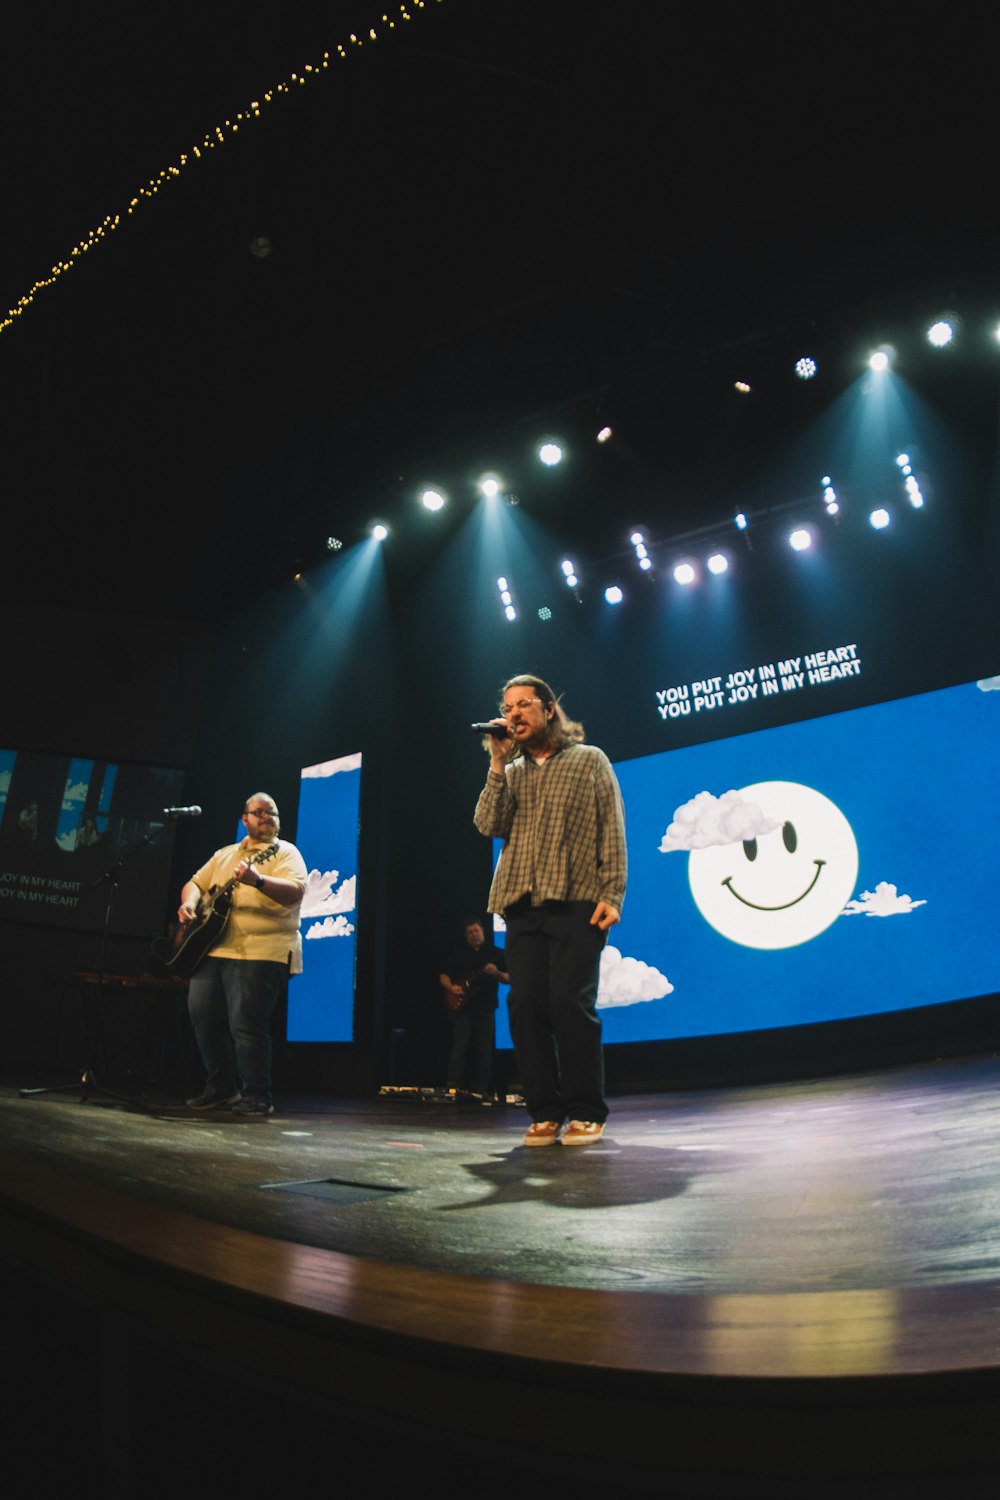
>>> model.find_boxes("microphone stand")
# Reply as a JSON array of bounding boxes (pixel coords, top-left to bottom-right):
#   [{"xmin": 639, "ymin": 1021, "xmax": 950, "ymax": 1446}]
[{"xmin": 19, "ymin": 822, "xmax": 171, "ymax": 1109}]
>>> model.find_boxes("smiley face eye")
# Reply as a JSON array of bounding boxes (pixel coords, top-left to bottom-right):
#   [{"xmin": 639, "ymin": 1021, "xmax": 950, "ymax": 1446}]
[
  {"xmin": 742, "ymin": 838, "xmax": 758, "ymax": 862},
  {"xmin": 782, "ymin": 821, "xmax": 797, "ymax": 853}
]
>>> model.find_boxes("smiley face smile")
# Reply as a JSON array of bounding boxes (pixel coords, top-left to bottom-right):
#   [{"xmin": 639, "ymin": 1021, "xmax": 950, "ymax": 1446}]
[{"xmin": 722, "ymin": 859, "xmax": 825, "ymax": 911}]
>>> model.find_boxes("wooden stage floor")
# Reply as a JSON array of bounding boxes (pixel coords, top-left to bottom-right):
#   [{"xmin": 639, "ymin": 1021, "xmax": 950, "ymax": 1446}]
[{"xmin": 4, "ymin": 1054, "xmax": 1000, "ymax": 1492}]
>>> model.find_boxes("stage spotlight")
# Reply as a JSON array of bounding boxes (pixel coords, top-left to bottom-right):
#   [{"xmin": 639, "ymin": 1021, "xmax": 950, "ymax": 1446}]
[
  {"xmin": 673, "ymin": 562, "xmax": 697, "ymax": 586},
  {"xmin": 421, "ymin": 488, "xmax": 445, "ymax": 511},
  {"xmin": 822, "ymin": 480, "xmax": 839, "ymax": 516},
  {"xmin": 927, "ymin": 320, "xmax": 954, "ymax": 347},
  {"xmin": 596, "ymin": 426, "xmax": 613, "ymax": 443},
  {"xmin": 372, "ymin": 523, "xmax": 388, "ymax": 541},
  {"xmin": 497, "ymin": 577, "xmax": 517, "ymax": 621},
  {"xmin": 538, "ymin": 606, "xmax": 552, "ymax": 621},
  {"xmin": 734, "ymin": 380, "xmax": 751, "ymax": 394},
  {"xmin": 604, "ymin": 585, "xmax": 624, "ymax": 605},
  {"xmin": 869, "ymin": 349, "xmax": 891, "ymax": 372},
  {"xmin": 538, "ymin": 442, "xmax": 563, "ymax": 466},
  {"xmin": 896, "ymin": 453, "xmax": 910, "ymax": 468},
  {"xmin": 707, "ymin": 553, "xmax": 729, "ymax": 575},
  {"xmin": 869, "ymin": 508, "xmax": 891, "ymax": 529},
  {"xmin": 795, "ymin": 356, "xmax": 818, "ymax": 380},
  {"xmin": 734, "ymin": 513, "xmax": 748, "ymax": 531},
  {"xmin": 561, "ymin": 559, "xmax": 579, "ymax": 588},
  {"xmin": 789, "ymin": 528, "xmax": 812, "ymax": 552},
  {"xmin": 629, "ymin": 531, "xmax": 652, "ymax": 572},
  {"xmin": 480, "ymin": 476, "xmax": 501, "ymax": 498},
  {"xmin": 325, "ymin": 536, "xmax": 343, "ymax": 551},
  {"xmin": 905, "ymin": 476, "xmax": 925, "ymax": 508}
]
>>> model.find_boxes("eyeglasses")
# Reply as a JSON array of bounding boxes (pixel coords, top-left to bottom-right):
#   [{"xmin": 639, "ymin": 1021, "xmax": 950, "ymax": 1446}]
[
  {"xmin": 502, "ymin": 697, "xmax": 541, "ymax": 713},
  {"xmin": 245, "ymin": 808, "xmax": 277, "ymax": 818}
]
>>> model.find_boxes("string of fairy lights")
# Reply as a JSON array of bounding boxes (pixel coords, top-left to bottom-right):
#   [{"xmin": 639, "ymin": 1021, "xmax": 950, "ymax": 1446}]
[{"xmin": 0, "ymin": 2, "xmax": 440, "ymax": 335}]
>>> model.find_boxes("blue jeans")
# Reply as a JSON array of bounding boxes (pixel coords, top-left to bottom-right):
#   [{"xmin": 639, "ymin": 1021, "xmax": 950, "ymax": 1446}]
[
  {"xmin": 187, "ymin": 957, "xmax": 287, "ymax": 1103},
  {"xmin": 503, "ymin": 899, "xmax": 608, "ymax": 1124}
]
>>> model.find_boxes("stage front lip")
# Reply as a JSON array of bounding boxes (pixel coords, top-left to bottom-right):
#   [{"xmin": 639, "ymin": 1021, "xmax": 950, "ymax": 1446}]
[{"xmin": 2, "ymin": 1143, "xmax": 999, "ymax": 1383}]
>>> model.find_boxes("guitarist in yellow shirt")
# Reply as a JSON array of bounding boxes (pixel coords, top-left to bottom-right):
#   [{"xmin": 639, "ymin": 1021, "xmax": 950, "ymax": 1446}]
[{"xmin": 178, "ymin": 793, "xmax": 307, "ymax": 1117}]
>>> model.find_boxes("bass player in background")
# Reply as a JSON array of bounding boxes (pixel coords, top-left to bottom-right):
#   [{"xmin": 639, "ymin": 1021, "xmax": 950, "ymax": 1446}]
[
  {"xmin": 178, "ymin": 792, "xmax": 307, "ymax": 1117},
  {"xmin": 438, "ymin": 916, "xmax": 508, "ymax": 1101}
]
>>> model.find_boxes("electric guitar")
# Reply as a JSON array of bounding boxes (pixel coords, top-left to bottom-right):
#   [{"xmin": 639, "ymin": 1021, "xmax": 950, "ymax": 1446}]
[
  {"xmin": 445, "ymin": 974, "xmax": 473, "ymax": 1015},
  {"xmin": 163, "ymin": 842, "xmax": 280, "ymax": 978}
]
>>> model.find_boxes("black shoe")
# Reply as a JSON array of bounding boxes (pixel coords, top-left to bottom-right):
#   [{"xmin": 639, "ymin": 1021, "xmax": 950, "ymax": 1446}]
[
  {"xmin": 186, "ymin": 1090, "xmax": 242, "ymax": 1110},
  {"xmin": 231, "ymin": 1096, "xmax": 274, "ymax": 1117}
]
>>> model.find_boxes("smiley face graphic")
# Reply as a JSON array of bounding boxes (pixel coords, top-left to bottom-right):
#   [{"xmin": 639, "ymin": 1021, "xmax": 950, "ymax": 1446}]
[{"xmin": 687, "ymin": 781, "xmax": 859, "ymax": 949}]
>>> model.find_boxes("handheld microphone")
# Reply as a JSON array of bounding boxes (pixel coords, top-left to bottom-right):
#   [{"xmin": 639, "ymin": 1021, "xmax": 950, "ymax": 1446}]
[
  {"xmin": 470, "ymin": 722, "xmax": 510, "ymax": 737},
  {"xmin": 163, "ymin": 805, "xmax": 203, "ymax": 819}
]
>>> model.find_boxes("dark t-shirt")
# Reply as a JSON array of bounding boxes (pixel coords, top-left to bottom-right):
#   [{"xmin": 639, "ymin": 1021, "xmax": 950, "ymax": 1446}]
[{"xmin": 444, "ymin": 941, "xmax": 506, "ymax": 1012}]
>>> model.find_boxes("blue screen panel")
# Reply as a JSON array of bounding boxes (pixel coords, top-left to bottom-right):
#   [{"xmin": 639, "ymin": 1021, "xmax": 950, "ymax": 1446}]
[
  {"xmin": 287, "ymin": 752, "xmax": 362, "ymax": 1043},
  {"xmin": 494, "ymin": 675, "xmax": 1000, "ymax": 1046}
]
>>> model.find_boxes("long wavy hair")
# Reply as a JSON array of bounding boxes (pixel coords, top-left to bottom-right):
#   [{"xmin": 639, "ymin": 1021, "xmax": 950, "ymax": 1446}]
[{"xmin": 493, "ymin": 674, "xmax": 585, "ymax": 761}]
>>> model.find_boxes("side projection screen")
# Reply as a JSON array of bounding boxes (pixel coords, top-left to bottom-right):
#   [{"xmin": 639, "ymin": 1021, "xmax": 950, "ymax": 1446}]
[
  {"xmin": 287, "ymin": 751, "xmax": 362, "ymax": 1043},
  {"xmin": 495, "ymin": 674, "xmax": 1000, "ymax": 1046}
]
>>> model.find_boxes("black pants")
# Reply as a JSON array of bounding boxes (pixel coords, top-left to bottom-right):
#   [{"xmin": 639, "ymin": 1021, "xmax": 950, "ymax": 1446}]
[{"xmin": 503, "ymin": 899, "xmax": 608, "ymax": 1124}]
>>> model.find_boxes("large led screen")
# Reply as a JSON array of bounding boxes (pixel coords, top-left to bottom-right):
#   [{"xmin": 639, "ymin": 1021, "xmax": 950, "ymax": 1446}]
[
  {"xmin": 288, "ymin": 751, "xmax": 361, "ymax": 1042},
  {"xmin": 494, "ymin": 673, "xmax": 1000, "ymax": 1045},
  {"xmin": 0, "ymin": 747, "xmax": 184, "ymax": 936}
]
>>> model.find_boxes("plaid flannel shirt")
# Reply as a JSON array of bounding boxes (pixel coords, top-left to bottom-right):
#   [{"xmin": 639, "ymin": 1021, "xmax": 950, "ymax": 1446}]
[{"xmin": 474, "ymin": 742, "xmax": 627, "ymax": 915}]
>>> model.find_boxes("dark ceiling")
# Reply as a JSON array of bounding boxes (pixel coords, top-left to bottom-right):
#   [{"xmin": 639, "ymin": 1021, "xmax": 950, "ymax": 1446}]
[{"xmin": 2, "ymin": 1, "xmax": 996, "ymax": 620}]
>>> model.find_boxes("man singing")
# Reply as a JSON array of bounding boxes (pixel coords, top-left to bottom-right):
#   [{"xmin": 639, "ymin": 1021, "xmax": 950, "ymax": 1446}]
[
  {"xmin": 178, "ymin": 792, "xmax": 307, "ymax": 1117},
  {"xmin": 474, "ymin": 675, "xmax": 627, "ymax": 1146}
]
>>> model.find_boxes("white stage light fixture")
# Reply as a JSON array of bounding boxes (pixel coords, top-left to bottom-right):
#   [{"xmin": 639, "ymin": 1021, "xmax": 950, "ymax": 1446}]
[
  {"xmin": 421, "ymin": 489, "xmax": 445, "ymax": 511},
  {"xmin": 497, "ymin": 577, "xmax": 517, "ymax": 621},
  {"xmin": 538, "ymin": 442, "xmax": 563, "ymax": 466},
  {"xmin": 869, "ymin": 509, "xmax": 891, "ymax": 529},
  {"xmin": 673, "ymin": 562, "xmax": 696, "ymax": 586},
  {"xmin": 707, "ymin": 553, "xmax": 729, "ymax": 575},
  {"xmin": 869, "ymin": 350, "xmax": 891, "ymax": 372},
  {"xmin": 372, "ymin": 523, "xmax": 388, "ymax": 541},
  {"xmin": 795, "ymin": 357, "xmax": 818, "ymax": 380},
  {"xmin": 481, "ymin": 476, "xmax": 501, "ymax": 498},
  {"xmin": 604, "ymin": 585, "xmax": 624, "ymax": 605},
  {"xmin": 928, "ymin": 320, "xmax": 954, "ymax": 347},
  {"xmin": 789, "ymin": 528, "xmax": 812, "ymax": 552}
]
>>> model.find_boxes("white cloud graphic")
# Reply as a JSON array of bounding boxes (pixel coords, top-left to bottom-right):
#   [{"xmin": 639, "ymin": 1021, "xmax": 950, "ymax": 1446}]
[
  {"xmin": 301, "ymin": 869, "xmax": 356, "ymax": 918},
  {"xmin": 842, "ymin": 881, "xmax": 927, "ymax": 917},
  {"xmin": 659, "ymin": 789, "xmax": 780, "ymax": 852},
  {"xmin": 62, "ymin": 779, "xmax": 89, "ymax": 809},
  {"xmin": 301, "ymin": 753, "xmax": 362, "ymax": 778},
  {"xmin": 596, "ymin": 945, "xmax": 674, "ymax": 1008},
  {"xmin": 976, "ymin": 676, "xmax": 1000, "ymax": 692},
  {"xmin": 305, "ymin": 914, "xmax": 356, "ymax": 939}
]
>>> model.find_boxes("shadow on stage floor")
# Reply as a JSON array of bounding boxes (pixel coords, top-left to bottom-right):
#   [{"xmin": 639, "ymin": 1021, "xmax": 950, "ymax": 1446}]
[{"xmin": 3, "ymin": 1055, "xmax": 1000, "ymax": 1495}]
